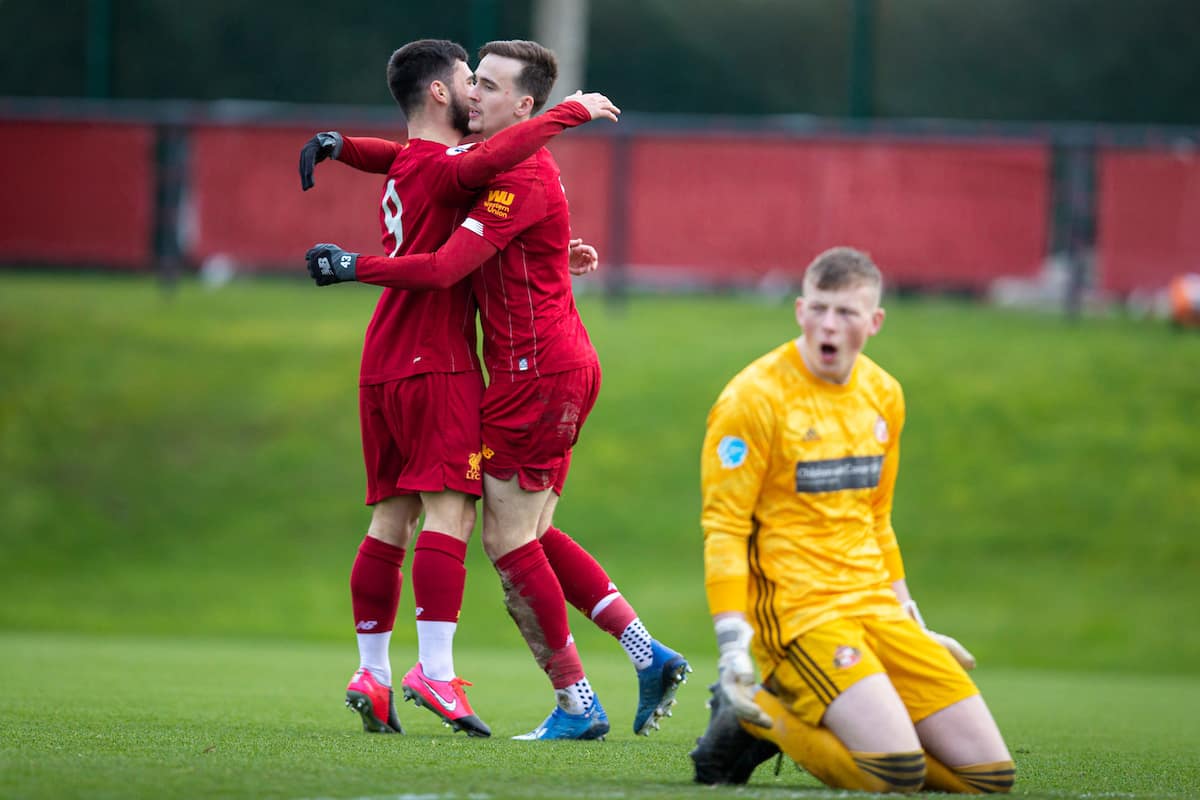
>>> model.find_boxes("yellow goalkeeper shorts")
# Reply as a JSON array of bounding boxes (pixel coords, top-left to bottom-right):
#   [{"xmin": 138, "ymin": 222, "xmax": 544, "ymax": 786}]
[{"xmin": 766, "ymin": 614, "xmax": 978, "ymax": 726}]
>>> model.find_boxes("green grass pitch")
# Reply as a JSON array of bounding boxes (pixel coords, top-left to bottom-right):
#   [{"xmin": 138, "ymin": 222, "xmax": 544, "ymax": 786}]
[
  {"xmin": 1, "ymin": 274, "xmax": 1198, "ymax": 798},
  {"xmin": 3, "ymin": 632, "xmax": 1198, "ymax": 798}
]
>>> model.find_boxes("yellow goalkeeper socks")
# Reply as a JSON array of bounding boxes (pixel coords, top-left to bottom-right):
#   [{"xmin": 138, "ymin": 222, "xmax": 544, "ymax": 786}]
[
  {"xmin": 850, "ymin": 751, "xmax": 927, "ymax": 793},
  {"xmin": 924, "ymin": 754, "xmax": 1016, "ymax": 793},
  {"xmin": 744, "ymin": 688, "xmax": 925, "ymax": 793}
]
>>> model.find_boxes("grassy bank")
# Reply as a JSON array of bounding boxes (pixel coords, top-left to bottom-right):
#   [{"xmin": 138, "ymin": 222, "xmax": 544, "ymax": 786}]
[{"xmin": 1, "ymin": 274, "xmax": 1197, "ymax": 674}]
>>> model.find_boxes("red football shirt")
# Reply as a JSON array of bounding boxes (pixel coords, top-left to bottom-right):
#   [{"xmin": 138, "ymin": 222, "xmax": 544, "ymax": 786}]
[
  {"xmin": 353, "ymin": 139, "xmax": 481, "ymax": 385},
  {"xmin": 461, "ymin": 148, "xmax": 598, "ymax": 381},
  {"xmin": 335, "ymin": 101, "xmax": 594, "ymax": 385}
]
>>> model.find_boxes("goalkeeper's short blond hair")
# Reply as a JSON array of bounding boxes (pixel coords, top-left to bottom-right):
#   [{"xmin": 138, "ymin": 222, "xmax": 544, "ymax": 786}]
[{"xmin": 804, "ymin": 247, "xmax": 882, "ymax": 298}]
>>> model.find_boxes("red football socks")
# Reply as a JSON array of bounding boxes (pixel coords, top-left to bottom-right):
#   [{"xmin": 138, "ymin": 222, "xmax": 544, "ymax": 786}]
[
  {"xmin": 540, "ymin": 526, "xmax": 637, "ymax": 637},
  {"xmin": 411, "ymin": 531, "xmax": 467, "ymax": 622},
  {"xmin": 494, "ymin": 538, "xmax": 584, "ymax": 688},
  {"xmin": 350, "ymin": 535, "xmax": 405, "ymax": 634}
]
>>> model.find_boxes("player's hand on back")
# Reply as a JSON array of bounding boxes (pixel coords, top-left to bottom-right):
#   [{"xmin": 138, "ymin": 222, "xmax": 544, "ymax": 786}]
[
  {"xmin": 568, "ymin": 238, "xmax": 599, "ymax": 275},
  {"xmin": 298, "ymin": 131, "xmax": 344, "ymax": 191},
  {"xmin": 564, "ymin": 90, "xmax": 620, "ymax": 123},
  {"xmin": 305, "ymin": 243, "xmax": 359, "ymax": 286}
]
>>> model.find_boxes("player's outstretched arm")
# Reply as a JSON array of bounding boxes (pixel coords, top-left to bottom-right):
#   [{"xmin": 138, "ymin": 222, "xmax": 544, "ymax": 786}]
[
  {"xmin": 454, "ymin": 93, "xmax": 620, "ymax": 190},
  {"xmin": 337, "ymin": 136, "xmax": 403, "ymax": 173},
  {"xmin": 305, "ymin": 227, "xmax": 497, "ymax": 290},
  {"xmin": 299, "ymin": 132, "xmax": 400, "ymax": 190}
]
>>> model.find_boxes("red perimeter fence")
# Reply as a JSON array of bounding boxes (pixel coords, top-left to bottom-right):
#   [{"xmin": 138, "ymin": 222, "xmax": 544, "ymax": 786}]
[{"xmin": 1, "ymin": 102, "xmax": 1198, "ymax": 294}]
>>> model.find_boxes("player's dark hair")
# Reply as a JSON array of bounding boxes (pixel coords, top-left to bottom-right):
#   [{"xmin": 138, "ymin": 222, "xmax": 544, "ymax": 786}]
[
  {"xmin": 804, "ymin": 247, "xmax": 883, "ymax": 295},
  {"xmin": 478, "ymin": 40, "xmax": 558, "ymax": 113},
  {"xmin": 386, "ymin": 39, "xmax": 469, "ymax": 117}
]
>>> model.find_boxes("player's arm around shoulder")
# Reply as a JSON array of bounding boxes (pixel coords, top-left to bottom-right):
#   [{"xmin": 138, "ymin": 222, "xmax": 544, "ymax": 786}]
[
  {"xmin": 463, "ymin": 163, "xmax": 547, "ymax": 250},
  {"xmin": 559, "ymin": 90, "xmax": 620, "ymax": 123},
  {"xmin": 452, "ymin": 92, "xmax": 618, "ymax": 193}
]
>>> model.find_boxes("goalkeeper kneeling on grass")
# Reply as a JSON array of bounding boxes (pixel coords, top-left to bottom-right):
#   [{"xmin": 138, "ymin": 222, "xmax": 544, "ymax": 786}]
[{"xmin": 690, "ymin": 247, "xmax": 1015, "ymax": 794}]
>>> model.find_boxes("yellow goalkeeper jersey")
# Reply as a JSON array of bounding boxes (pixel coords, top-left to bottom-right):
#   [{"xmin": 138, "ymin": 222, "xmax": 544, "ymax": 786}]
[{"xmin": 701, "ymin": 339, "xmax": 909, "ymax": 677}]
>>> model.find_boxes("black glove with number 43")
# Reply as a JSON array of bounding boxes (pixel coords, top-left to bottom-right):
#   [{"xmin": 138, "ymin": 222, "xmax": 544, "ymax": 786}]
[{"xmin": 305, "ymin": 243, "xmax": 359, "ymax": 286}]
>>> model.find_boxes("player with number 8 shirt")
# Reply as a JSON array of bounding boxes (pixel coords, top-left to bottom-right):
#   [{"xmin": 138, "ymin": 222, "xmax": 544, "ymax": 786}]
[{"xmin": 305, "ymin": 39, "xmax": 692, "ymax": 741}]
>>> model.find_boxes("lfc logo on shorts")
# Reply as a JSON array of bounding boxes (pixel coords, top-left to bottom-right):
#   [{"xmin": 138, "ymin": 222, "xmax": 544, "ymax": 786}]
[
  {"xmin": 833, "ymin": 645, "xmax": 861, "ymax": 669},
  {"xmin": 465, "ymin": 451, "xmax": 482, "ymax": 481}
]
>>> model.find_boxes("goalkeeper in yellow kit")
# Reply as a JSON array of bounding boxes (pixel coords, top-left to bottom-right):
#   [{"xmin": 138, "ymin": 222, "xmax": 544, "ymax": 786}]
[{"xmin": 691, "ymin": 247, "xmax": 1015, "ymax": 793}]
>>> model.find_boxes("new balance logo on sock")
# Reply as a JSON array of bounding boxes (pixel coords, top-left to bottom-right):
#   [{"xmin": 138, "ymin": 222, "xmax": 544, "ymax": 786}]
[
  {"xmin": 356, "ymin": 620, "xmax": 378, "ymax": 631},
  {"xmin": 420, "ymin": 677, "xmax": 458, "ymax": 712}
]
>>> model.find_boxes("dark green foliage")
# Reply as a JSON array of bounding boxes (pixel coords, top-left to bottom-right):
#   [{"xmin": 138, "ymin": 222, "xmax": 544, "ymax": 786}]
[{"xmin": 1, "ymin": 0, "xmax": 1198, "ymax": 122}]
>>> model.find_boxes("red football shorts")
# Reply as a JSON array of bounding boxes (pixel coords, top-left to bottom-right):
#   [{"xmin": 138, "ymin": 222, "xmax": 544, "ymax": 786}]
[
  {"xmin": 359, "ymin": 371, "xmax": 485, "ymax": 505},
  {"xmin": 480, "ymin": 365, "xmax": 601, "ymax": 494}
]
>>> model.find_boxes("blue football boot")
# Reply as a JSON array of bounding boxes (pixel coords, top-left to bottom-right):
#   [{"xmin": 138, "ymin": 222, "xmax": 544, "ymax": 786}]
[
  {"xmin": 634, "ymin": 640, "xmax": 691, "ymax": 735},
  {"xmin": 512, "ymin": 696, "xmax": 610, "ymax": 741}
]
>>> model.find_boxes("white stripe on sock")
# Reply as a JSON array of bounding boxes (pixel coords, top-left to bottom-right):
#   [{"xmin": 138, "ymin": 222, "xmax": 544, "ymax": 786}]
[{"xmin": 589, "ymin": 591, "xmax": 622, "ymax": 619}]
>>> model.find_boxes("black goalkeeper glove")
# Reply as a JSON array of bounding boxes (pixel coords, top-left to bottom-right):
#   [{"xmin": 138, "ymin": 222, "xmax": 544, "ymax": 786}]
[
  {"xmin": 298, "ymin": 131, "xmax": 344, "ymax": 191},
  {"xmin": 306, "ymin": 243, "xmax": 358, "ymax": 286}
]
